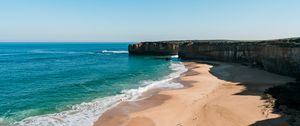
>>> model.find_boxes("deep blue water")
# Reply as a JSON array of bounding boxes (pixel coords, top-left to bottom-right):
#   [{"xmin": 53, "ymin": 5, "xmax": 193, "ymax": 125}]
[{"xmin": 0, "ymin": 43, "xmax": 181, "ymax": 125}]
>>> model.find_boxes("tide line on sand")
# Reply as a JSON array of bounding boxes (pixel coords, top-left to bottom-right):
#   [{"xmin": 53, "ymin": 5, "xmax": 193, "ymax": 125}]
[
  {"xmin": 11, "ymin": 62, "xmax": 187, "ymax": 126},
  {"xmin": 93, "ymin": 61, "xmax": 294, "ymax": 126}
]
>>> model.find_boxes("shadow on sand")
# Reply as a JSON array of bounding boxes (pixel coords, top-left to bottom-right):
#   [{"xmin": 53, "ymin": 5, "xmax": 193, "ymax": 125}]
[{"xmin": 200, "ymin": 61, "xmax": 295, "ymax": 126}]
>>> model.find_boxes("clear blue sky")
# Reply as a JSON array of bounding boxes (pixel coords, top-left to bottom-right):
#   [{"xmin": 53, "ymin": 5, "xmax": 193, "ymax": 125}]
[{"xmin": 0, "ymin": 0, "xmax": 299, "ymax": 42}]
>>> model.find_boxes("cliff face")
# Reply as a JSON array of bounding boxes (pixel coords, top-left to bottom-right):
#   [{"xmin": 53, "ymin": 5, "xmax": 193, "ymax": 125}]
[
  {"xmin": 128, "ymin": 41, "xmax": 180, "ymax": 55},
  {"xmin": 179, "ymin": 39, "xmax": 300, "ymax": 77},
  {"xmin": 128, "ymin": 38, "xmax": 300, "ymax": 77}
]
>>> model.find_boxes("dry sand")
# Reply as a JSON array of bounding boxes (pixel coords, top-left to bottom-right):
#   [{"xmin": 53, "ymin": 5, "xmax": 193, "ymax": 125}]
[{"xmin": 93, "ymin": 62, "xmax": 294, "ymax": 126}]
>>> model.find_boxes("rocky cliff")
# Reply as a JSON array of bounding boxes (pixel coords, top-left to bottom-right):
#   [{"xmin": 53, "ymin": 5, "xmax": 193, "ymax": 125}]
[
  {"xmin": 128, "ymin": 41, "xmax": 182, "ymax": 55},
  {"xmin": 128, "ymin": 38, "xmax": 300, "ymax": 77}
]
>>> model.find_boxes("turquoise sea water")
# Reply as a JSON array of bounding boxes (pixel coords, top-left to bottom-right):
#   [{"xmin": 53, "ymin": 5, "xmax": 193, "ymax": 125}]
[{"xmin": 0, "ymin": 43, "xmax": 186, "ymax": 126}]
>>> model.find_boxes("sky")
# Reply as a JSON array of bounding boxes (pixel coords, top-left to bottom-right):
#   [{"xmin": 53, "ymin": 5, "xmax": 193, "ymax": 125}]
[{"xmin": 0, "ymin": 0, "xmax": 300, "ymax": 42}]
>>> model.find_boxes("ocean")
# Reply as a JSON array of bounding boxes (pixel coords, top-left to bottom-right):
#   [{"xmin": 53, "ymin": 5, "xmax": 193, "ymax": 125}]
[{"xmin": 0, "ymin": 42, "xmax": 187, "ymax": 126}]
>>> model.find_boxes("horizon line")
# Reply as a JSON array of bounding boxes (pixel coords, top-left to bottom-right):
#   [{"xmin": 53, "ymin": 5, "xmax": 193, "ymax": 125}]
[{"xmin": 1, "ymin": 36, "xmax": 299, "ymax": 43}]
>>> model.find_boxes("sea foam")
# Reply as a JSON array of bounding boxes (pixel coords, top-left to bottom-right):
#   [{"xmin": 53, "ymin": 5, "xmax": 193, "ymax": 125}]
[
  {"xmin": 100, "ymin": 50, "xmax": 128, "ymax": 54},
  {"xmin": 13, "ymin": 60, "xmax": 187, "ymax": 126}
]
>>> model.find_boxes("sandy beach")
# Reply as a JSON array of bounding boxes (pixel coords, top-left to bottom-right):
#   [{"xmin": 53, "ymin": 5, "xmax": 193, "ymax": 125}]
[{"xmin": 93, "ymin": 61, "xmax": 294, "ymax": 126}]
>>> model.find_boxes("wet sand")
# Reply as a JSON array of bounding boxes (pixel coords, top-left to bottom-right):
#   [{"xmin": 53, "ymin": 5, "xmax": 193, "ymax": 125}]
[{"xmin": 93, "ymin": 61, "xmax": 294, "ymax": 126}]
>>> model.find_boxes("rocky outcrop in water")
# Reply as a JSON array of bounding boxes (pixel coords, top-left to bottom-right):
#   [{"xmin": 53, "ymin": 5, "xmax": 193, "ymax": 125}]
[{"xmin": 128, "ymin": 38, "xmax": 300, "ymax": 77}]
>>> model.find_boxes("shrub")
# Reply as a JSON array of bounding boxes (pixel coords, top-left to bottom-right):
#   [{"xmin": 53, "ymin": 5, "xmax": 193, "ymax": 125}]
[{"xmin": 265, "ymin": 81, "xmax": 300, "ymax": 111}]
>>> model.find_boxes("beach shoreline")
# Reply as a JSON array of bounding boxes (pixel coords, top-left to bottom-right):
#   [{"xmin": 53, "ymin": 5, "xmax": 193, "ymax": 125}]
[{"xmin": 93, "ymin": 61, "xmax": 294, "ymax": 126}]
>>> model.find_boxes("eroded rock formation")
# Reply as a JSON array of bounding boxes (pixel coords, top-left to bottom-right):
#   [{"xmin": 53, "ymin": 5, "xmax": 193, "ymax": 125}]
[
  {"xmin": 128, "ymin": 38, "xmax": 300, "ymax": 77},
  {"xmin": 128, "ymin": 41, "xmax": 182, "ymax": 55}
]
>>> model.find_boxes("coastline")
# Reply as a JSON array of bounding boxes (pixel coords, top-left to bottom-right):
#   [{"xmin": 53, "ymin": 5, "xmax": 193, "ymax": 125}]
[
  {"xmin": 93, "ymin": 61, "xmax": 294, "ymax": 126},
  {"xmin": 11, "ymin": 61, "xmax": 186, "ymax": 126}
]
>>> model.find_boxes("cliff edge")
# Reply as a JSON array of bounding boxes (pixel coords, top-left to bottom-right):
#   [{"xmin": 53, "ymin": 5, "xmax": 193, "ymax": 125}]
[
  {"xmin": 128, "ymin": 41, "xmax": 182, "ymax": 55},
  {"xmin": 128, "ymin": 38, "xmax": 300, "ymax": 77}
]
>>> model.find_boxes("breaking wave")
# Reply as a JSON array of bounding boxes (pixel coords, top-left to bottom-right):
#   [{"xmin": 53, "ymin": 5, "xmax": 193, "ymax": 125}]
[
  {"xmin": 100, "ymin": 50, "xmax": 128, "ymax": 54},
  {"xmin": 11, "ymin": 61, "xmax": 187, "ymax": 126}
]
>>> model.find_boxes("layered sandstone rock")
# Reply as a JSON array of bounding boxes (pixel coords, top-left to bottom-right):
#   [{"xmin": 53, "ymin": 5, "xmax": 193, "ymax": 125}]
[
  {"xmin": 128, "ymin": 41, "xmax": 184, "ymax": 55},
  {"xmin": 128, "ymin": 38, "xmax": 300, "ymax": 77}
]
